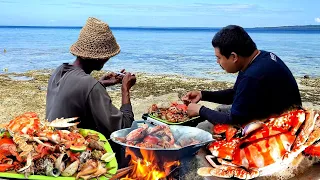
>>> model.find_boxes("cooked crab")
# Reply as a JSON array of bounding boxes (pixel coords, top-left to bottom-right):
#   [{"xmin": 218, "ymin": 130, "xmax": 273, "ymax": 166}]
[
  {"xmin": 148, "ymin": 102, "xmax": 189, "ymax": 123},
  {"xmin": 122, "ymin": 124, "xmax": 176, "ymax": 148},
  {"xmin": 198, "ymin": 109, "xmax": 320, "ymax": 179}
]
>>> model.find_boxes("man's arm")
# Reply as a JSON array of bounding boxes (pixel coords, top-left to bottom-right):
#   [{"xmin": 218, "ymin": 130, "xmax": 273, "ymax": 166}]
[
  {"xmin": 201, "ymin": 89, "xmax": 234, "ymax": 105},
  {"xmin": 199, "ymin": 106, "xmax": 248, "ymax": 125},
  {"xmin": 199, "ymin": 77, "xmax": 261, "ymax": 124},
  {"xmin": 87, "ymin": 83, "xmax": 134, "ymax": 134},
  {"xmin": 120, "ymin": 87, "xmax": 134, "ymax": 128}
]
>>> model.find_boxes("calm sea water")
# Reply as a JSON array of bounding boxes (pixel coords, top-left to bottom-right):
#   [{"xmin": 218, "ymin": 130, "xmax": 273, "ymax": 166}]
[{"xmin": 0, "ymin": 27, "xmax": 319, "ymax": 82}]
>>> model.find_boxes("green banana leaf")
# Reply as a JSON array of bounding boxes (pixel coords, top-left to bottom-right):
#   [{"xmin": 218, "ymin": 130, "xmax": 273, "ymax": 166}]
[{"xmin": 149, "ymin": 114, "xmax": 200, "ymax": 125}]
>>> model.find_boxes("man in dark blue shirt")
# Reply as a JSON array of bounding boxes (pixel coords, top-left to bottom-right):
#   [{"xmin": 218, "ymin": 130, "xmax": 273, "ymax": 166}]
[{"xmin": 182, "ymin": 25, "xmax": 301, "ymax": 125}]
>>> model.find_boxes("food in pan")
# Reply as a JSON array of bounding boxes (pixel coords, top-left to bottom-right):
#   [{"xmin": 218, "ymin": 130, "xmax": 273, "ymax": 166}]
[{"xmin": 115, "ymin": 124, "xmax": 200, "ymax": 149}]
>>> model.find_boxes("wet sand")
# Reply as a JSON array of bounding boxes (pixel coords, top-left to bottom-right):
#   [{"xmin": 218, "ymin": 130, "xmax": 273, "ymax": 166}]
[{"xmin": 0, "ymin": 69, "xmax": 319, "ymax": 123}]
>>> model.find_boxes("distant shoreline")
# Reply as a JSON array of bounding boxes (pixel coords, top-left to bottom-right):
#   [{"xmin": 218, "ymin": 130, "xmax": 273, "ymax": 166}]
[{"xmin": 0, "ymin": 25, "xmax": 320, "ymax": 32}]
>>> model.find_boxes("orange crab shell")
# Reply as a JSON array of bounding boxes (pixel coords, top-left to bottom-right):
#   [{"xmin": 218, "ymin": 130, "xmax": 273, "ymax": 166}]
[
  {"xmin": 6, "ymin": 112, "xmax": 41, "ymax": 135},
  {"xmin": 0, "ymin": 138, "xmax": 22, "ymax": 162},
  {"xmin": 232, "ymin": 132, "xmax": 296, "ymax": 168},
  {"xmin": 212, "ymin": 124, "xmax": 238, "ymax": 141},
  {"xmin": 170, "ymin": 102, "xmax": 188, "ymax": 112},
  {"xmin": 208, "ymin": 138, "xmax": 241, "ymax": 160}
]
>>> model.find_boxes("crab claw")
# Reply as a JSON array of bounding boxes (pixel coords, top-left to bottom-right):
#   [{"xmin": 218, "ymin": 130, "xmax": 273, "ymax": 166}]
[{"xmin": 47, "ymin": 117, "xmax": 79, "ymax": 128}]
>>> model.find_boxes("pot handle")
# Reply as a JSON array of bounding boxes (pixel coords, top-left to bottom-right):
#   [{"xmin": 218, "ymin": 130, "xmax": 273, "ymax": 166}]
[
  {"xmin": 130, "ymin": 120, "xmax": 146, "ymax": 129},
  {"xmin": 191, "ymin": 139, "xmax": 215, "ymax": 149},
  {"xmin": 192, "ymin": 143, "xmax": 206, "ymax": 149}
]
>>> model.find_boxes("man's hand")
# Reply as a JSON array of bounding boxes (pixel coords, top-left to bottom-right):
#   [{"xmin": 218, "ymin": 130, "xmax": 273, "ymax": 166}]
[
  {"xmin": 186, "ymin": 103, "xmax": 202, "ymax": 117},
  {"xmin": 121, "ymin": 72, "xmax": 136, "ymax": 92},
  {"xmin": 121, "ymin": 72, "xmax": 136, "ymax": 105},
  {"xmin": 181, "ymin": 91, "xmax": 202, "ymax": 104},
  {"xmin": 99, "ymin": 69, "xmax": 125, "ymax": 87}
]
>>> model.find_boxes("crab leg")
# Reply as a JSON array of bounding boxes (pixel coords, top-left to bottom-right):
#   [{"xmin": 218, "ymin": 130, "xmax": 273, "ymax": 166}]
[
  {"xmin": 299, "ymin": 112, "xmax": 320, "ymax": 156},
  {"xmin": 197, "ymin": 167, "xmax": 215, "ymax": 177},
  {"xmin": 17, "ymin": 153, "xmax": 32, "ymax": 172},
  {"xmin": 12, "ymin": 135, "xmax": 33, "ymax": 158},
  {"xmin": 47, "ymin": 117, "xmax": 79, "ymax": 128},
  {"xmin": 291, "ymin": 110, "xmax": 316, "ymax": 150},
  {"xmin": 217, "ymin": 157, "xmax": 238, "ymax": 167},
  {"xmin": 280, "ymin": 111, "xmax": 318, "ymax": 162},
  {"xmin": 204, "ymin": 155, "xmax": 259, "ymax": 179},
  {"xmin": 32, "ymin": 137, "xmax": 55, "ymax": 148}
]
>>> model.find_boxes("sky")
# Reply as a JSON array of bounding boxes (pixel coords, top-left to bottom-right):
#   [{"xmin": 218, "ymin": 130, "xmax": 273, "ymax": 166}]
[{"xmin": 1, "ymin": 0, "xmax": 320, "ymax": 27}]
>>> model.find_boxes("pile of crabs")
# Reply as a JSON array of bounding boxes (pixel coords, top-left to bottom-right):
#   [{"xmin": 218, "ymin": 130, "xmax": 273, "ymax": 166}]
[
  {"xmin": 198, "ymin": 108, "xmax": 320, "ymax": 179},
  {"xmin": 115, "ymin": 124, "xmax": 200, "ymax": 149},
  {"xmin": 0, "ymin": 112, "xmax": 114, "ymax": 179},
  {"xmin": 148, "ymin": 102, "xmax": 189, "ymax": 123}
]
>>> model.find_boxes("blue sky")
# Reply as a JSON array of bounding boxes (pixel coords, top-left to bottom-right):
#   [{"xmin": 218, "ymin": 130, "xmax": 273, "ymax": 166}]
[{"xmin": 1, "ymin": 0, "xmax": 320, "ymax": 27}]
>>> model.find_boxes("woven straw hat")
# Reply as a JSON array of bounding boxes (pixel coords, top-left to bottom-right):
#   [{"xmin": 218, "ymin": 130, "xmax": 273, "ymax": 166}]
[{"xmin": 70, "ymin": 17, "xmax": 120, "ymax": 59}]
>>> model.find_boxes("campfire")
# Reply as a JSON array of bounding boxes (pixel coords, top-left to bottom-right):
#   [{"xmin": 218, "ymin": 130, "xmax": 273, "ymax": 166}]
[{"xmin": 120, "ymin": 148, "xmax": 180, "ymax": 180}]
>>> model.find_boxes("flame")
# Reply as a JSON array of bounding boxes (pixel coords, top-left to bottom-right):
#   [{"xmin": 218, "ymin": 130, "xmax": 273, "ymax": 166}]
[{"xmin": 121, "ymin": 147, "xmax": 180, "ymax": 180}]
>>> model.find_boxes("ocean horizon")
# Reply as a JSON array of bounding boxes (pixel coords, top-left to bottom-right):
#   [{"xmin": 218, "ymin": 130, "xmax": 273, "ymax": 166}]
[
  {"xmin": 1, "ymin": 25, "xmax": 320, "ymax": 32},
  {"xmin": 0, "ymin": 26, "xmax": 319, "ymax": 82}
]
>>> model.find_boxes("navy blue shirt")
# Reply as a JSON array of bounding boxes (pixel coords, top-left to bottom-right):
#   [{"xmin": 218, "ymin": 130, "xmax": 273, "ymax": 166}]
[{"xmin": 199, "ymin": 50, "xmax": 301, "ymax": 125}]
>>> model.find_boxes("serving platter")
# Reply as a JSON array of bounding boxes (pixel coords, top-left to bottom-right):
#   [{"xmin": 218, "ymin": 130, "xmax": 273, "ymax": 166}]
[
  {"xmin": 0, "ymin": 129, "xmax": 117, "ymax": 180},
  {"xmin": 142, "ymin": 113, "xmax": 203, "ymax": 126}
]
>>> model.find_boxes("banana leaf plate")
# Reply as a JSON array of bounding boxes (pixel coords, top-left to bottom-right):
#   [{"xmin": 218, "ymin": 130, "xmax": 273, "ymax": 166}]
[
  {"xmin": 142, "ymin": 113, "xmax": 203, "ymax": 127},
  {"xmin": 0, "ymin": 129, "xmax": 118, "ymax": 180}
]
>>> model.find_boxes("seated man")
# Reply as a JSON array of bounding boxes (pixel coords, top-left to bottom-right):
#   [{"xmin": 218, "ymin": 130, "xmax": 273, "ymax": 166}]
[
  {"xmin": 182, "ymin": 25, "xmax": 301, "ymax": 125},
  {"xmin": 46, "ymin": 17, "xmax": 136, "ymax": 137}
]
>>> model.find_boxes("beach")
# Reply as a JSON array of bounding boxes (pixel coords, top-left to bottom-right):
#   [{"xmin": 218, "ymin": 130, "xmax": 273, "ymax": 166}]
[
  {"xmin": 0, "ymin": 69, "xmax": 319, "ymax": 124},
  {"xmin": 1, "ymin": 70, "xmax": 319, "ymax": 180}
]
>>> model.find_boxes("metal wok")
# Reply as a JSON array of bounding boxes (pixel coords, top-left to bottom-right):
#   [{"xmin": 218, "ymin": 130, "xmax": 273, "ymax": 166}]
[{"xmin": 110, "ymin": 121, "xmax": 214, "ymax": 162}]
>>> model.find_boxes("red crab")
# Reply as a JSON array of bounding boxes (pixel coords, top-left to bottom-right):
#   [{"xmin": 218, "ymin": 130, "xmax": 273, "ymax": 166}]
[{"xmin": 198, "ymin": 109, "xmax": 320, "ymax": 179}]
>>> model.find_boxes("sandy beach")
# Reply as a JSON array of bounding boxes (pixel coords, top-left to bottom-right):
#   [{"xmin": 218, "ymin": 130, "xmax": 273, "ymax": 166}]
[{"xmin": 0, "ymin": 69, "xmax": 319, "ymax": 124}]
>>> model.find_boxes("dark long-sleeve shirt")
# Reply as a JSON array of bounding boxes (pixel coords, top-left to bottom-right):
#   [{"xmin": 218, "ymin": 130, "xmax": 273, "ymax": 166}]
[
  {"xmin": 199, "ymin": 50, "xmax": 302, "ymax": 125},
  {"xmin": 201, "ymin": 89, "xmax": 234, "ymax": 105},
  {"xmin": 46, "ymin": 63, "xmax": 134, "ymax": 137}
]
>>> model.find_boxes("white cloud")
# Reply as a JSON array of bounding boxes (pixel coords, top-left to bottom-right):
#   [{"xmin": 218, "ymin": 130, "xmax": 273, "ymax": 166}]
[{"xmin": 315, "ymin": 17, "xmax": 320, "ymax": 23}]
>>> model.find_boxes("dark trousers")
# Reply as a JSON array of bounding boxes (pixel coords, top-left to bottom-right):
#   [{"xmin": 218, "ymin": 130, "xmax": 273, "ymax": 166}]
[{"xmin": 109, "ymin": 141, "xmax": 131, "ymax": 168}]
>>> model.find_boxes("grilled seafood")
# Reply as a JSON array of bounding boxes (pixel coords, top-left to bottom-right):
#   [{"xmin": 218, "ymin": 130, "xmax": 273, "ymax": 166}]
[
  {"xmin": 116, "ymin": 124, "xmax": 199, "ymax": 148},
  {"xmin": 34, "ymin": 155, "xmax": 57, "ymax": 176},
  {"xmin": 198, "ymin": 109, "xmax": 320, "ymax": 179},
  {"xmin": 126, "ymin": 124, "xmax": 148, "ymax": 141},
  {"xmin": 148, "ymin": 102, "xmax": 189, "ymax": 123},
  {"xmin": 0, "ymin": 138, "xmax": 22, "ymax": 163},
  {"xmin": 0, "ymin": 112, "xmax": 115, "ymax": 178}
]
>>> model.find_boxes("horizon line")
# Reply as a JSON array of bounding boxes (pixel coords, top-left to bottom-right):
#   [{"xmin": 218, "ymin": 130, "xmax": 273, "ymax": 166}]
[
  {"xmin": 0, "ymin": 25, "xmax": 320, "ymax": 32},
  {"xmin": 0, "ymin": 24, "xmax": 320, "ymax": 29}
]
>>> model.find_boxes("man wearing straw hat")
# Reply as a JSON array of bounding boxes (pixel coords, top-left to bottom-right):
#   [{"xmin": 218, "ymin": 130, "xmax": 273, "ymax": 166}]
[{"xmin": 46, "ymin": 17, "xmax": 136, "ymax": 139}]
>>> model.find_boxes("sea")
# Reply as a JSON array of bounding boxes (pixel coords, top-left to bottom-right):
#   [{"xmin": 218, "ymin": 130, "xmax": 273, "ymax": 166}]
[{"xmin": 0, "ymin": 26, "xmax": 319, "ymax": 82}]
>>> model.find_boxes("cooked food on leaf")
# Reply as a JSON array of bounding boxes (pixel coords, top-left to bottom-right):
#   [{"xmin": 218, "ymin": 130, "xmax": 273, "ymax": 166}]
[
  {"xmin": 0, "ymin": 112, "xmax": 115, "ymax": 179},
  {"xmin": 148, "ymin": 102, "xmax": 190, "ymax": 123}
]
